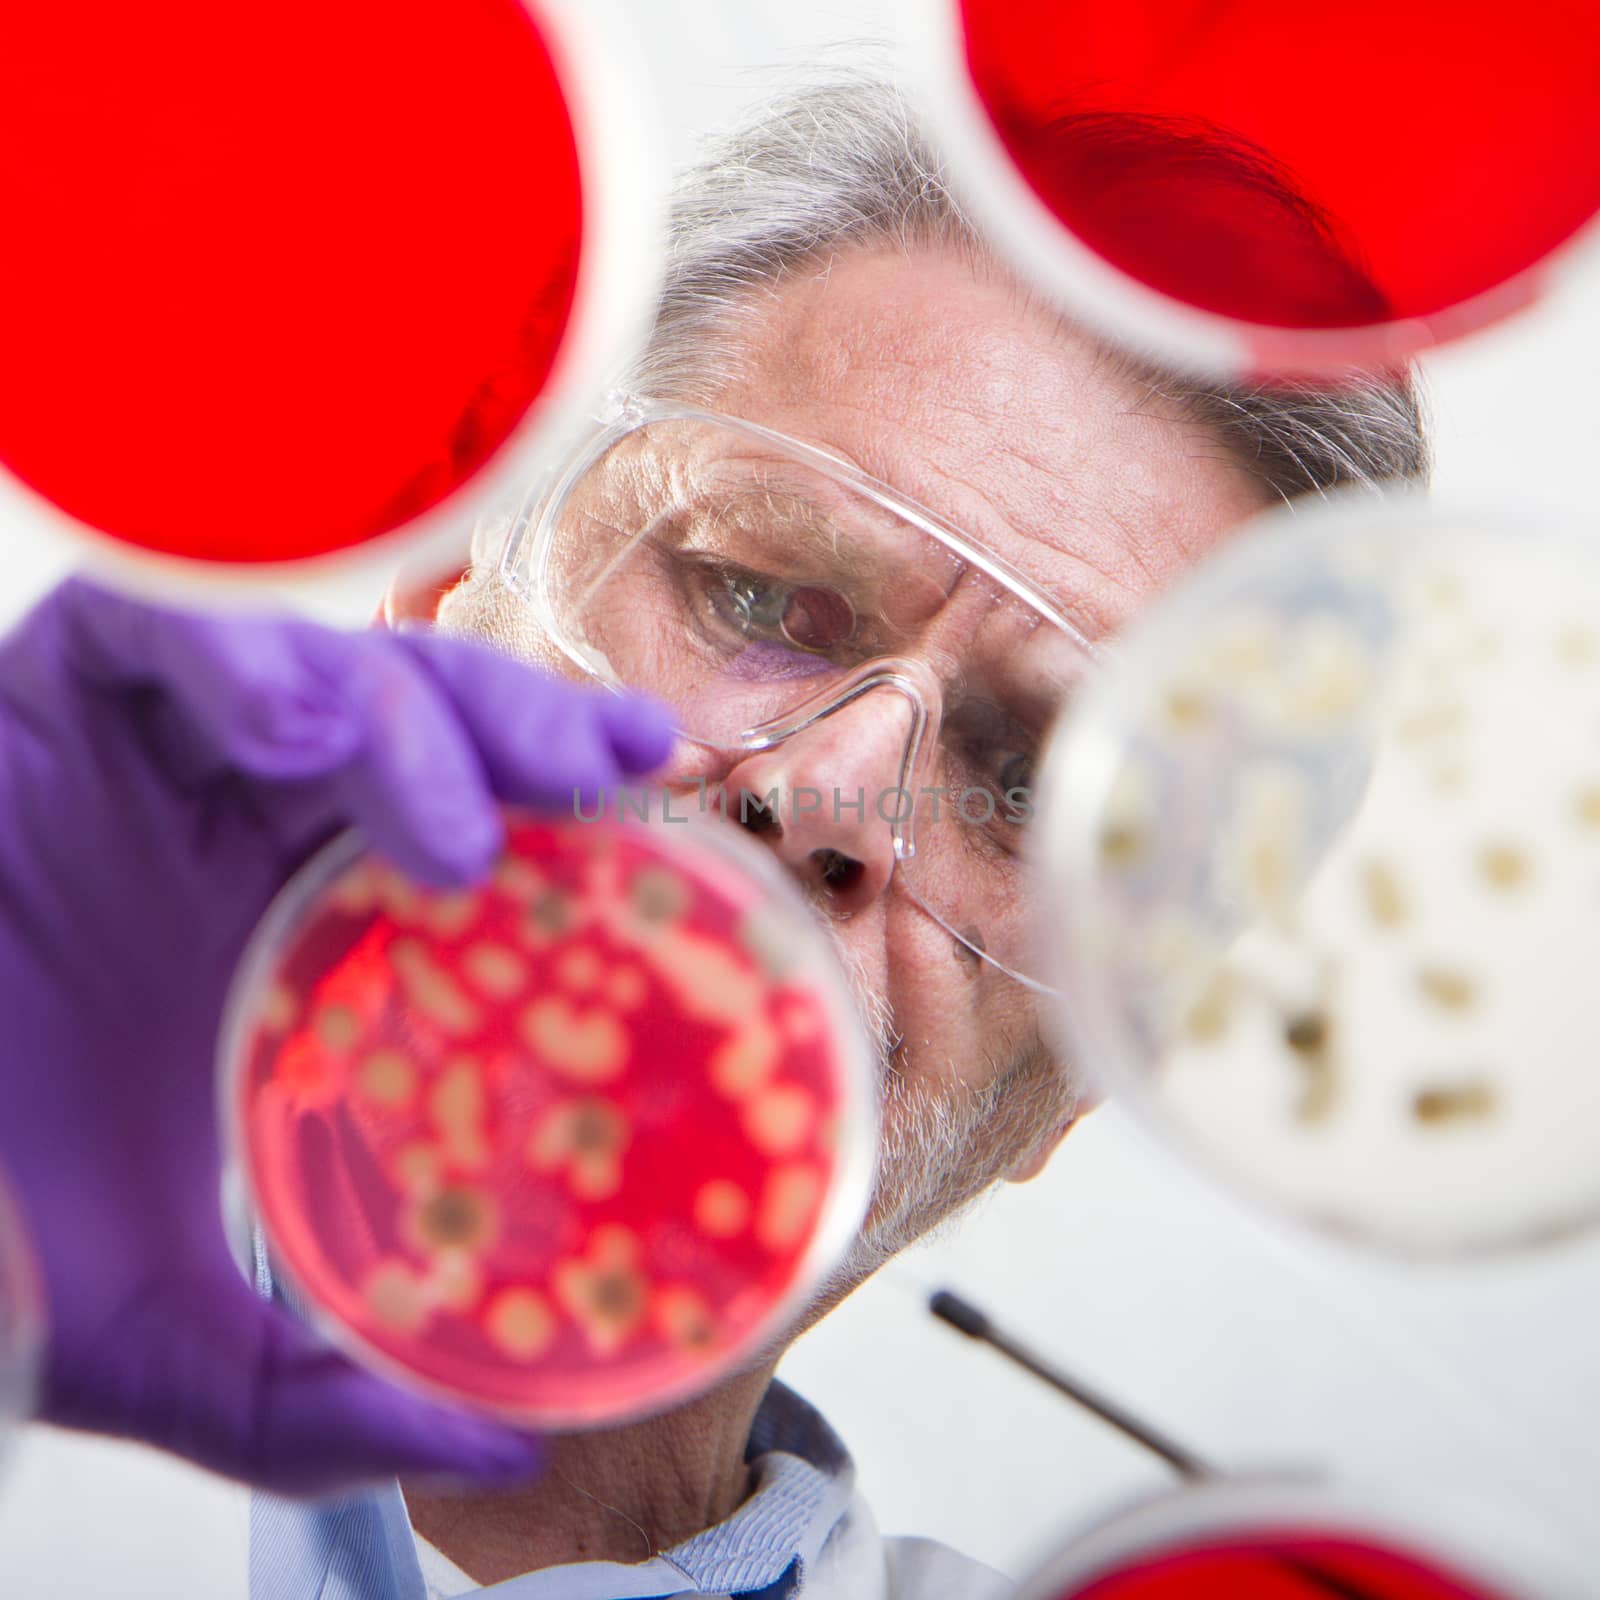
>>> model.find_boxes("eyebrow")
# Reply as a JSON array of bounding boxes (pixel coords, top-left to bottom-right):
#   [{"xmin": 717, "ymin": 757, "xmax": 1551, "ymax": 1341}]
[{"xmin": 669, "ymin": 460, "xmax": 960, "ymax": 599}]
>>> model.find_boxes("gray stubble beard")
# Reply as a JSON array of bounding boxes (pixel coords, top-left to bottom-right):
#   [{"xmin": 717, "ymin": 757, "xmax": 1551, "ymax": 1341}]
[{"xmin": 814, "ymin": 930, "xmax": 1076, "ymax": 1298}]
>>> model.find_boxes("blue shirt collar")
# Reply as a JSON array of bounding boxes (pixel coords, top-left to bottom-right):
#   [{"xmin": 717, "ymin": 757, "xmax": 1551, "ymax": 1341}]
[{"xmin": 250, "ymin": 1380, "xmax": 857, "ymax": 1600}]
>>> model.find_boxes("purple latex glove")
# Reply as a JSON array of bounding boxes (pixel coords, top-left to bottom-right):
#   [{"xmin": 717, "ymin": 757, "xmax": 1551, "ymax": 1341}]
[{"xmin": 0, "ymin": 577, "xmax": 671, "ymax": 1494}]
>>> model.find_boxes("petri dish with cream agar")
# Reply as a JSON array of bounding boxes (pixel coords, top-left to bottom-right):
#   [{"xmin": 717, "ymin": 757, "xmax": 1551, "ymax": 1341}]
[{"xmin": 1034, "ymin": 495, "xmax": 1600, "ymax": 1254}]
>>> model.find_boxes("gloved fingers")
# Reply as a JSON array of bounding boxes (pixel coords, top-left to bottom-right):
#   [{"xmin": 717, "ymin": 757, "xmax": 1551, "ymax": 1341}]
[
  {"xmin": 245, "ymin": 1304, "xmax": 544, "ymax": 1498},
  {"xmin": 73, "ymin": 1275, "xmax": 544, "ymax": 1497},
  {"xmin": 593, "ymin": 688, "xmax": 679, "ymax": 776},
  {"xmin": 399, "ymin": 630, "xmax": 675, "ymax": 810},
  {"xmin": 296, "ymin": 629, "xmax": 504, "ymax": 886},
  {"xmin": 49, "ymin": 578, "xmax": 364, "ymax": 780},
  {"xmin": 48, "ymin": 580, "xmax": 503, "ymax": 885}
]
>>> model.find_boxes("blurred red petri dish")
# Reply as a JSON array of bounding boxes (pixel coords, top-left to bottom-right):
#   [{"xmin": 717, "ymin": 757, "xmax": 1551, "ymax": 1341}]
[
  {"xmin": 942, "ymin": 0, "xmax": 1600, "ymax": 373},
  {"xmin": 0, "ymin": 1161, "xmax": 46, "ymax": 1461},
  {"xmin": 1052, "ymin": 1529, "xmax": 1510, "ymax": 1599},
  {"xmin": 225, "ymin": 809, "xmax": 874, "ymax": 1426},
  {"xmin": 0, "ymin": 3, "xmax": 587, "ymax": 565}
]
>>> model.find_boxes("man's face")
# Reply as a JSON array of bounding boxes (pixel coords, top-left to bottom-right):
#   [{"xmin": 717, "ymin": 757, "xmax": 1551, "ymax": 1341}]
[{"xmin": 444, "ymin": 242, "xmax": 1270, "ymax": 1267}]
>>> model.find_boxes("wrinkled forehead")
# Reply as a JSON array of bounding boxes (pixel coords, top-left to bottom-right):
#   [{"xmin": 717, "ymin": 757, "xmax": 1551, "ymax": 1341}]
[{"xmin": 692, "ymin": 244, "xmax": 1271, "ymax": 637}]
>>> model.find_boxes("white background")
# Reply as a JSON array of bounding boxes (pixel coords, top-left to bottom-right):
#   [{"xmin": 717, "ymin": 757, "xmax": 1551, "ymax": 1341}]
[{"xmin": 3, "ymin": 4, "xmax": 1599, "ymax": 1594}]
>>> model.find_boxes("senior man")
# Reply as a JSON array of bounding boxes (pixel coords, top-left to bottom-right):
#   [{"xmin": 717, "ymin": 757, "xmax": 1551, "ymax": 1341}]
[
  {"xmin": 0, "ymin": 68, "xmax": 1428, "ymax": 1600},
  {"xmin": 239, "ymin": 78, "xmax": 1431, "ymax": 1598}
]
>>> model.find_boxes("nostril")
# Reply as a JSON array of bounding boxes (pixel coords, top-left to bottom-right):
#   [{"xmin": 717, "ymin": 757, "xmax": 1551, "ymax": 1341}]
[
  {"xmin": 737, "ymin": 790, "xmax": 783, "ymax": 839},
  {"xmin": 812, "ymin": 848, "xmax": 864, "ymax": 893}
]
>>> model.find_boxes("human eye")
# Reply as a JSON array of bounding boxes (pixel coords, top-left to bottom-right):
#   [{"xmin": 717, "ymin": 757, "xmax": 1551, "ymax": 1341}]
[
  {"xmin": 981, "ymin": 744, "xmax": 1037, "ymax": 832},
  {"xmin": 703, "ymin": 564, "xmax": 790, "ymax": 639},
  {"xmin": 944, "ymin": 700, "xmax": 1040, "ymax": 841},
  {"xmin": 692, "ymin": 559, "xmax": 857, "ymax": 654},
  {"xmin": 995, "ymin": 749, "xmax": 1035, "ymax": 810}
]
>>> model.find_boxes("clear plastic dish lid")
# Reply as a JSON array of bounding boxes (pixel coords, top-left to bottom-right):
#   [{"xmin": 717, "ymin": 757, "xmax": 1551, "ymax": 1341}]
[
  {"xmin": 1016, "ymin": 1477, "xmax": 1581, "ymax": 1599},
  {"xmin": 906, "ymin": 0, "xmax": 1600, "ymax": 378},
  {"xmin": 1034, "ymin": 493, "xmax": 1600, "ymax": 1255},
  {"xmin": 0, "ymin": 0, "xmax": 659, "ymax": 595},
  {"xmin": 0, "ymin": 1161, "xmax": 45, "ymax": 1469},
  {"xmin": 222, "ymin": 804, "xmax": 876, "ymax": 1427}
]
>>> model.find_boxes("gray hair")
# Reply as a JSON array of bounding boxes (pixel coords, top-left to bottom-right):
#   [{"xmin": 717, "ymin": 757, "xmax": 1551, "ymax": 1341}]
[{"xmin": 625, "ymin": 75, "xmax": 1429, "ymax": 501}]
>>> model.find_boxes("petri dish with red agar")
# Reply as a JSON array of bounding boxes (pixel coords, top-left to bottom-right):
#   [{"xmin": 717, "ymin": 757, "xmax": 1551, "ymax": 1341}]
[
  {"xmin": 1032, "ymin": 494, "xmax": 1600, "ymax": 1255},
  {"xmin": 905, "ymin": 1, "xmax": 1600, "ymax": 377},
  {"xmin": 221, "ymin": 805, "xmax": 876, "ymax": 1427},
  {"xmin": 0, "ymin": 1161, "xmax": 45, "ymax": 1473},
  {"xmin": 0, "ymin": 0, "xmax": 657, "ymax": 589},
  {"xmin": 1016, "ymin": 1479, "xmax": 1578, "ymax": 1600}
]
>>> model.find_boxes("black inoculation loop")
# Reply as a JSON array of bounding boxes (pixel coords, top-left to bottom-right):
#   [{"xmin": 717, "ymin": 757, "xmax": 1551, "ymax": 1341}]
[
  {"xmin": 929, "ymin": 1289, "xmax": 1208, "ymax": 1477},
  {"xmin": 928, "ymin": 1288, "xmax": 1383, "ymax": 1600}
]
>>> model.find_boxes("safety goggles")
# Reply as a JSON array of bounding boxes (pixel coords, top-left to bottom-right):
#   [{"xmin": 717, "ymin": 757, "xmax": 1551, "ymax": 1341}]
[{"xmin": 494, "ymin": 394, "xmax": 1098, "ymax": 990}]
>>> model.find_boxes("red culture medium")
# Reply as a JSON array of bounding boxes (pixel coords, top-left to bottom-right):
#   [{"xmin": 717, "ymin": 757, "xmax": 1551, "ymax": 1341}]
[
  {"xmin": 0, "ymin": 2, "xmax": 582, "ymax": 563},
  {"xmin": 235, "ymin": 813, "xmax": 856, "ymax": 1425},
  {"xmin": 1055, "ymin": 1528, "xmax": 1512, "ymax": 1600},
  {"xmin": 959, "ymin": 1, "xmax": 1600, "ymax": 335}
]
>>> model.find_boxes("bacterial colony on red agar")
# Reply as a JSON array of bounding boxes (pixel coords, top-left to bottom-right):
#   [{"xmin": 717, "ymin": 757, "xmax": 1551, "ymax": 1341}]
[
  {"xmin": 955, "ymin": 0, "xmax": 1600, "ymax": 356},
  {"xmin": 0, "ymin": 2, "xmax": 583, "ymax": 564},
  {"xmin": 1047, "ymin": 1528, "xmax": 1511, "ymax": 1600},
  {"xmin": 229, "ymin": 811, "xmax": 870, "ymax": 1426}
]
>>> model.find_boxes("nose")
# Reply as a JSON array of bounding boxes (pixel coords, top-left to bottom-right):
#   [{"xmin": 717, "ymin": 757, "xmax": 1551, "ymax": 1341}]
[{"xmin": 716, "ymin": 682, "xmax": 924, "ymax": 917}]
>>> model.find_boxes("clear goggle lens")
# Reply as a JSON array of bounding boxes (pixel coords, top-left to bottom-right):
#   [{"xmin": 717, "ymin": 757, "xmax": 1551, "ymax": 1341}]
[{"xmin": 506, "ymin": 409, "xmax": 1094, "ymax": 987}]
